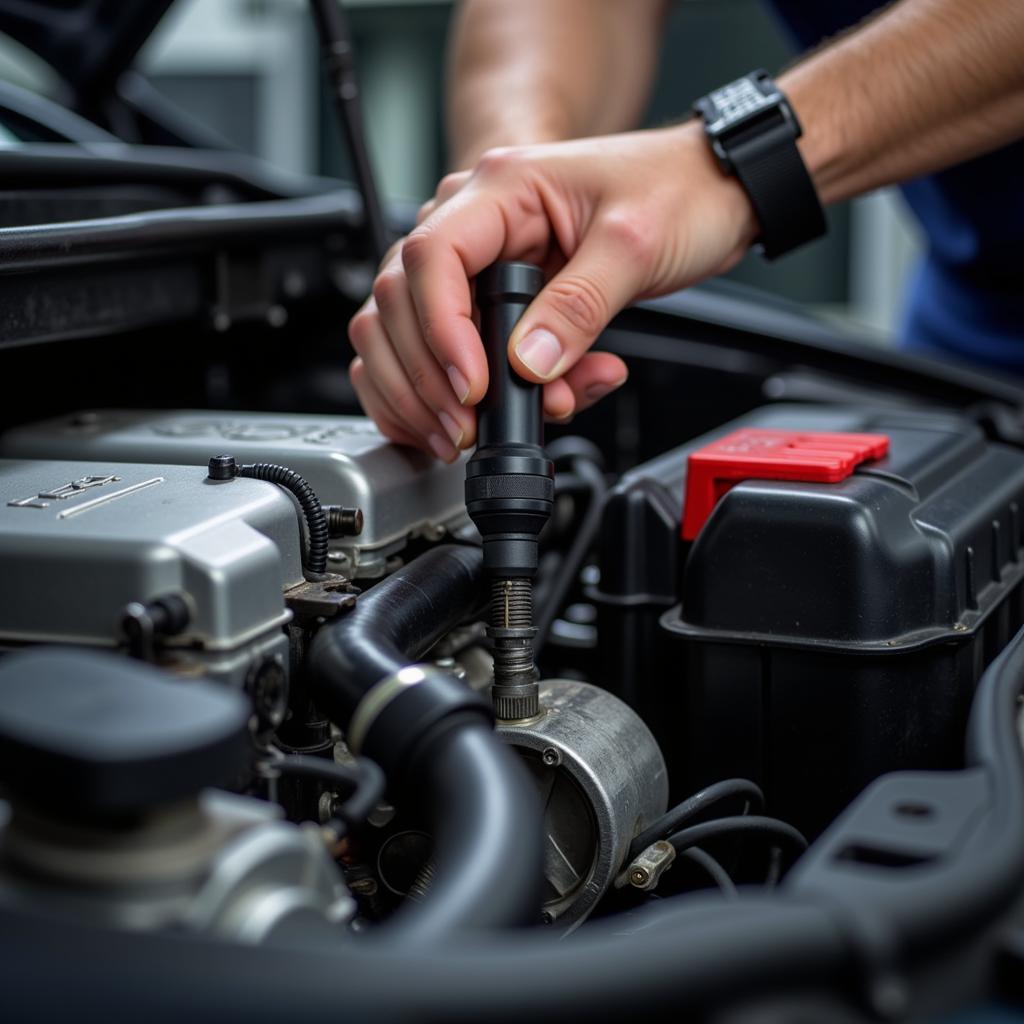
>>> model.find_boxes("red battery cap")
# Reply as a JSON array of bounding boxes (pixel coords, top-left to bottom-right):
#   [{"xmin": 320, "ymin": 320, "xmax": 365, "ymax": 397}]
[{"xmin": 682, "ymin": 428, "xmax": 890, "ymax": 540}]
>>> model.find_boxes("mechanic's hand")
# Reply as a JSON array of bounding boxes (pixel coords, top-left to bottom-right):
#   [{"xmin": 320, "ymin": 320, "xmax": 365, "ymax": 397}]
[{"xmin": 348, "ymin": 121, "xmax": 757, "ymax": 460}]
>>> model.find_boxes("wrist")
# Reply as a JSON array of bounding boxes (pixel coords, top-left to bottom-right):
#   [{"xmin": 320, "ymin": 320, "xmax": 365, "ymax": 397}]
[
  {"xmin": 667, "ymin": 120, "xmax": 761, "ymax": 257},
  {"xmin": 779, "ymin": 67, "xmax": 846, "ymax": 206}
]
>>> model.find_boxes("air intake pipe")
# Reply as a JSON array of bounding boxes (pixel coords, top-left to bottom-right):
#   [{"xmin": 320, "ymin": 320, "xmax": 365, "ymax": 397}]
[{"xmin": 307, "ymin": 543, "xmax": 542, "ymax": 939}]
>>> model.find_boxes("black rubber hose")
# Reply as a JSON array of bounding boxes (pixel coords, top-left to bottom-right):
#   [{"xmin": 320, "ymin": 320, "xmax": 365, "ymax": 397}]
[
  {"xmin": 679, "ymin": 847, "xmax": 738, "ymax": 899},
  {"xmin": 628, "ymin": 778, "xmax": 765, "ymax": 861},
  {"xmin": 0, "ymin": 896, "xmax": 850, "ymax": 1022},
  {"xmin": 389, "ymin": 717, "xmax": 542, "ymax": 939},
  {"xmin": 266, "ymin": 753, "xmax": 385, "ymax": 834},
  {"xmin": 307, "ymin": 543, "xmax": 542, "ymax": 938},
  {"xmin": 666, "ymin": 816, "xmax": 808, "ymax": 863},
  {"xmin": 308, "ymin": 544, "xmax": 485, "ymax": 724},
  {"xmin": 236, "ymin": 463, "xmax": 329, "ymax": 578}
]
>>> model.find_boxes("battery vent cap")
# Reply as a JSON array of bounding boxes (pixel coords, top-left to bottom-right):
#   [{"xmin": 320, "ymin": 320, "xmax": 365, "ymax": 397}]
[{"xmin": 682, "ymin": 428, "xmax": 889, "ymax": 540}]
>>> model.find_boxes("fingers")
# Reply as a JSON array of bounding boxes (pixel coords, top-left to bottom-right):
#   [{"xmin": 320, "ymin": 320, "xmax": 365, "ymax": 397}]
[
  {"xmin": 400, "ymin": 198, "xmax": 508, "ymax": 409},
  {"xmin": 507, "ymin": 210, "xmax": 652, "ymax": 384},
  {"xmin": 348, "ymin": 304, "xmax": 460, "ymax": 462},
  {"xmin": 543, "ymin": 352, "xmax": 628, "ymax": 421},
  {"xmin": 372, "ymin": 262, "xmax": 476, "ymax": 449},
  {"xmin": 416, "ymin": 170, "xmax": 471, "ymax": 226},
  {"xmin": 401, "ymin": 156, "xmax": 554, "ymax": 407},
  {"xmin": 348, "ymin": 357, "xmax": 421, "ymax": 450}
]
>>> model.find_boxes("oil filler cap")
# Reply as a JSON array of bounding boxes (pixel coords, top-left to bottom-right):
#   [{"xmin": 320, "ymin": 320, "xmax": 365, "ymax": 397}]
[
  {"xmin": 682, "ymin": 428, "xmax": 889, "ymax": 540},
  {"xmin": 0, "ymin": 648, "xmax": 250, "ymax": 818}
]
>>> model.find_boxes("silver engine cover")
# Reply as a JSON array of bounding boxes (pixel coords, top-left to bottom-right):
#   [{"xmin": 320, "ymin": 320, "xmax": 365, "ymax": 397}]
[
  {"xmin": 1, "ymin": 409, "xmax": 470, "ymax": 576},
  {"xmin": 0, "ymin": 459, "xmax": 300, "ymax": 688}
]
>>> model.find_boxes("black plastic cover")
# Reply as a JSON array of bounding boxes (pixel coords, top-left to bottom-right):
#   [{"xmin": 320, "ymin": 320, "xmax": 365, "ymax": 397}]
[
  {"xmin": 0, "ymin": 647, "xmax": 249, "ymax": 816},
  {"xmin": 673, "ymin": 405, "xmax": 1024, "ymax": 648},
  {"xmin": 595, "ymin": 404, "xmax": 1024, "ymax": 837}
]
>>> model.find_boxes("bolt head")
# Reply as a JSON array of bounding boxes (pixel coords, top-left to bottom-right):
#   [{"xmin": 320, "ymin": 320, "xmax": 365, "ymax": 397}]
[{"xmin": 541, "ymin": 747, "xmax": 560, "ymax": 767}]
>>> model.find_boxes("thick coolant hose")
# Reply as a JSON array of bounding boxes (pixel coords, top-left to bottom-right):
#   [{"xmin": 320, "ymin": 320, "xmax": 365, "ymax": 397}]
[
  {"xmin": 307, "ymin": 544, "xmax": 542, "ymax": 937},
  {"xmin": 309, "ymin": 544, "xmax": 484, "ymax": 719}
]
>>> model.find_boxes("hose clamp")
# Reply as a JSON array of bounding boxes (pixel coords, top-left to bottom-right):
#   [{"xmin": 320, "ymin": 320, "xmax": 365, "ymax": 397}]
[{"xmin": 347, "ymin": 664, "xmax": 433, "ymax": 755}]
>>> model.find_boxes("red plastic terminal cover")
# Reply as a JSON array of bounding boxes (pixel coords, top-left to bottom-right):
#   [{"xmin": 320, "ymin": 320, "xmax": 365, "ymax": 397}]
[{"xmin": 681, "ymin": 428, "xmax": 890, "ymax": 540}]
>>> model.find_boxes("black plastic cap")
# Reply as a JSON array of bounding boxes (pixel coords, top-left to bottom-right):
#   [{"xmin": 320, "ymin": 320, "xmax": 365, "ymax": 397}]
[
  {"xmin": 207, "ymin": 454, "xmax": 237, "ymax": 481},
  {"xmin": 0, "ymin": 648, "xmax": 250, "ymax": 818},
  {"xmin": 475, "ymin": 261, "xmax": 544, "ymax": 305}
]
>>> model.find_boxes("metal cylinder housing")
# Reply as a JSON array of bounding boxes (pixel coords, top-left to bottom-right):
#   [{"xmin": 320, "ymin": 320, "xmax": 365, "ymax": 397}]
[{"xmin": 497, "ymin": 678, "xmax": 668, "ymax": 932}]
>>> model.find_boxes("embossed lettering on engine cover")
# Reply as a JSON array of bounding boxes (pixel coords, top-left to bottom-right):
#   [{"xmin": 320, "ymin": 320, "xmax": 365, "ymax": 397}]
[{"xmin": 7, "ymin": 474, "xmax": 121, "ymax": 509}]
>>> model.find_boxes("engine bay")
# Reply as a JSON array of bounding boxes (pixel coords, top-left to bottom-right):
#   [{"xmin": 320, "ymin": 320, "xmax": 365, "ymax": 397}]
[
  {"xmin": 4, "ymin": 377, "xmax": 1024, "ymax": 1022},
  {"xmin": 1, "ymin": 4, "xmax": 1024, "ymax": 1018}
]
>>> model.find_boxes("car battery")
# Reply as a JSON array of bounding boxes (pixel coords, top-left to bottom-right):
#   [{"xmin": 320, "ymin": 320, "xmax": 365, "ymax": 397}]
[
  {"xmin": 592, "ymin": 404, "xmax": 1024, "ymax": 837},
  {"xmin": 0, "ymin": 410, "xmax": 470, "ymax": 578}
]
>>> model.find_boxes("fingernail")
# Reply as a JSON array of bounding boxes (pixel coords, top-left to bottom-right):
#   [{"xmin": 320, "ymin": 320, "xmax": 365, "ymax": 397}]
[
  {"xmin": 438, "ymin": 410, "xmax": 464, "ymax": 449},
  {"xmin": 585, "ymin": 377, "xmax": 627, "ymax": 401},
  {"xmin": 515, "ymin": 329, "xmax": 563, "ymax": 379},
  {"xmin": 446, "ymin": 363, "xmax": 471, "ymax": 404},
  {"xmin": 428, "ymin": 433, "xmax": 456, "ymax": 462}
]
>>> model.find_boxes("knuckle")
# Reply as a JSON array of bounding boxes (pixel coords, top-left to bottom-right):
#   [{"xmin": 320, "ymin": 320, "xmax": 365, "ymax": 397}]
[
  {"xmin": 601, "ymin": 209, "xmax": 654, "ymax": 266},
  {"xmin": 437, "ymin": 172, "xmax": 464, "ymax": 197},
  {"xmin": 390, "ymin": 387, "xmax": 422, "ymax": 424},
  {"xmin": 380, "ymin": 239, "xmax": 403, "ymax": 267},
  {"xmin": 347, "ymin": 311, "xmax": 374, "ymax": 353},
  {"xmin": 475, "ymin": 145, "xmax": 522, "ymax": 177},
  {"xmin": 400, "ymin": 228, "xmax": 433, "ymax": 275},
  {"xmin": 371, "ymin": 268, "xmax": 404, "ymax": 314},
  {"xmin": 547, "ymin": 274, "xmax": 609, "ymax": 338},
  {"xmin": 408, "ymin": 362, "xmax": 431, "ymax": 396}
]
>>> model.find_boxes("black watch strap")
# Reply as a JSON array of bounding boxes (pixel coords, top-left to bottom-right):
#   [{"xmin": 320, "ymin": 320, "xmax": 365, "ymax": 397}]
[
  {"xmin": 695, "ymin": 71, "xmax": 826, "ymax": 261},
  {"xmin": 729, "ymin": 126, "xmax": 826, "ymax": 260}
]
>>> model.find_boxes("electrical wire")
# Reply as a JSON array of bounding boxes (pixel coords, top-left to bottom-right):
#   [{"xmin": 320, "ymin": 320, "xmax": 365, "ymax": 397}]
[
  {"xmin": 628, "ymin": 778, "xmax": 765, "ymax": 861},
  {"xmin": 266, "ymin": 752, "xmax": 385, "ymax": 835},
  {"xmin": 235, "ymin": 462, "xmax": 329, "ymax": 578},
  {"xmin": 534, "ymin": 451, "xmax": 607, "ymax": 646},
  {"xmin": 666, "ymin": 815, "xmax": 808, "ymax": 863},
  {"xmin": 678, "ymin": 847, "xmax": 738, "ymax": 899}
]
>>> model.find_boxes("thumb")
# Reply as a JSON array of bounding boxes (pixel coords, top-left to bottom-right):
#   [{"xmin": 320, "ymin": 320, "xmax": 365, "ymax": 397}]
[{"xmin": 507, "ymin": 216, "xmax": 647, "ymax": 383}]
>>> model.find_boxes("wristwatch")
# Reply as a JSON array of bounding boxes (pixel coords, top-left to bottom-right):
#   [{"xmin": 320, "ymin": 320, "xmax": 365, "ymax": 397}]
[{"xmin": 693, "ymin": 70, "xmax": 826, "ymax": 260}]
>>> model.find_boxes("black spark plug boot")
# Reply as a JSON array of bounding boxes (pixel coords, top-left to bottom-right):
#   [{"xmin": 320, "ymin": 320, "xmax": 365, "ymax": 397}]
[{"xmin": 465, "ymin": 262, "xmax": 554, "ymax": 720}]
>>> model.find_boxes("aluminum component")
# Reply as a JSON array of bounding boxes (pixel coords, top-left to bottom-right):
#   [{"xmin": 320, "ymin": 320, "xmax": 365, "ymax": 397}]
[
  {"xmin": 0, "ymin": 409, "xmax": 470, "ymax": 576},
  {"xmin": 497, "ymin": 678, "xmax": 668, "ymax": 932},
  {"xmin": 0, "ymin": 790, "xmax": 353, "ymax": 944},
  {"xmin": 0, "ymin": 458, "xmax": 300, "ymax": 688},
  {"xmin": 186, "ymin": 818, "xmax": 354, "ymax": 945}
]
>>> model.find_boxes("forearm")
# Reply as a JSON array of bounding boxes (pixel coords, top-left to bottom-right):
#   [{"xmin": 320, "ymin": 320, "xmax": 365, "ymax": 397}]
[
  {"xmin": 783, "ymin": 0, "xmax": 1024, "ymax": 205},
  {"xmin": 446, "ymin": 0, "xmax": 666, "ymax": 169}
]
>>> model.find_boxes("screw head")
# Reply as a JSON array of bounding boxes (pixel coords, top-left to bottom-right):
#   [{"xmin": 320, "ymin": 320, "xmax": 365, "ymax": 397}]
[
  {"xmin": 630, "ymin": 867, "xmax": 649, "ymax": 887},
  {"xmin": 541, "ymin": 747, "xmax": 560, "ymax": 767}
]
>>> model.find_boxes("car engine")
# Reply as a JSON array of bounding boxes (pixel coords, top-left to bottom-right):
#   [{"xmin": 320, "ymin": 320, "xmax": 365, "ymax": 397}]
[{"xmin": 2, "ymin": 4, "xmax": 1024, "ymax": 1021}]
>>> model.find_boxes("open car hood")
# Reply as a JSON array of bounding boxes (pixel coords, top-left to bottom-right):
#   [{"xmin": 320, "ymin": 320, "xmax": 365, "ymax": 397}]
[{"xmin": 0, "ymin": 0, "xmax": 175, "ymax": 106}]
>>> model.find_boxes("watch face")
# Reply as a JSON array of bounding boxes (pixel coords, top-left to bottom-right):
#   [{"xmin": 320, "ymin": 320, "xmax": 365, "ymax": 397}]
[{"xmin": 704, "ymin": 74, "xmax": 782, "ymax": 136}]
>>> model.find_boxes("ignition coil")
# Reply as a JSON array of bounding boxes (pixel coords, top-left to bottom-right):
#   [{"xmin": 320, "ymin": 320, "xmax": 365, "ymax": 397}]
[{"xmin": 465, "ymin": 262, "xmax": 554, "ymax": 721}]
